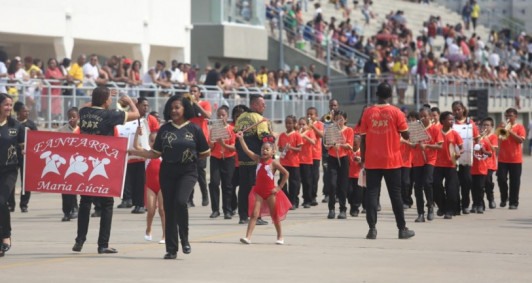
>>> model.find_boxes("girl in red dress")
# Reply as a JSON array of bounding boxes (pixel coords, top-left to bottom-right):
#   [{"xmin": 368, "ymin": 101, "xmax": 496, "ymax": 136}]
[{"xmin": 236, "ymin": 132, "xmax": 291, "ymax": 245}]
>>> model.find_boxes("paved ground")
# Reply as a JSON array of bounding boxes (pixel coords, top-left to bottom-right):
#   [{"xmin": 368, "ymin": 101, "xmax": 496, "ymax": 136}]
[{"xmin": 2, "ymin": 158, "xmax": 532, "ymax": 282}]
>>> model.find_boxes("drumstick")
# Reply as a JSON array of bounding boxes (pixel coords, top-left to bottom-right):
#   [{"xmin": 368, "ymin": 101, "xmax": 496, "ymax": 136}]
[{"xmin": 241, "ymin": 118, "xmax": 267, "ymax": 133}]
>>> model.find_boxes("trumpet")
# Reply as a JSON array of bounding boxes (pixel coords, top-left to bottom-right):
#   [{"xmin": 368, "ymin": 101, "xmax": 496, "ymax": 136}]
[
  {"xmin": 495, "ymin": 120, "xmax": 512, "ymax": 140},
  {"xmin": 323, "ymin": 110, "xmax": 334, "ymax": 123},
  {"xmin": 183, "ymin": 92, "xmax": 198, "ymax": 103}
]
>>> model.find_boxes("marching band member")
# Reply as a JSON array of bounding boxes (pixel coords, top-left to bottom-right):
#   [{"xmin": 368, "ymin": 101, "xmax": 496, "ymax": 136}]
[
  {"xmin": 278, "ymin": 115, "xmax": 303, "ymax": 209},
  {"xmin": 348, "ymin": 135, "xmax": 363, "ymax": 217},
  {"xmin": 470, "ymin": 124, "xmax": 492, "ymax": 214},
  {"xmin": 411, "ymin": 108, "xmax": 443, "ymax": 222},
  {"xmin": 481, "ymin": 117, "xmax": 498, "ymax": 209},
  {"xmin": 297, "ymin": 117, "xmax": 316, "ymax": 208},
  {"xmin": 400, "ymin": 112, "xmax": 416, "ymax": 210},
  {"xmin": 433, "ymin": 111, "xmax": 463, "ymax": 220},
  {"xmin": 430, "ymin": 107, "xmax": 441, "ymax": 129},
  {"xmin": 320, "ymin": 99, "xmax": 339, "ymax": 203},
  {"xmin": 230, "ymin": 105, "xmax": 250, "ymax": 218},
  {"xmin": 497, "ymin": 108, "xmax": 526, "ymax": 209},
  {"xmin": 307, "ymin": 107, "xmax": 323, "ymax": 206}
]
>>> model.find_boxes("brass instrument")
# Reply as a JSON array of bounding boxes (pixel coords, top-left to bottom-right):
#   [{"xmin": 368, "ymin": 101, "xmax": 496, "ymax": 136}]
[
  {"xmin": 183, "ymin": 92, "xmax": 198, "ymax": 103},
  {"xmin": 323, "ymin": 110, "xmax": 334, "ymax": 123},
  {"xmin": 495, "ymin": 119, "xmax": 512, "ymax": 140}
]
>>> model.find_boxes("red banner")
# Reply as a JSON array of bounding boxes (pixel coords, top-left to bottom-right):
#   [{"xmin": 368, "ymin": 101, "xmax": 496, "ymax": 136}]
[{"xmin": 24, "ymin": 131, "xmax": 129, "ymax": 198}]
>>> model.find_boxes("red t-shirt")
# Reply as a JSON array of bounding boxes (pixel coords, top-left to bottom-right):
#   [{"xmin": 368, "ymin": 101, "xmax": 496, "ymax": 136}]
[
  {"xmin": 425, "ymin": 124, "xmax": 444, "ymax": 166},
  {"xmin": 328, "ymin": 127, "xmax": 354, "ymax": 158},
  {"xmin": 485, "ymin": 133, "xmax": 498, "ymax": 170},
  {"xmin": 147, "ymin": 114, "xmax": 160, "ymax": 133},
  {"xmin": 360, "ymin": 104, "xmax": 408, "ymax": 169},
  {"xmin": 400, "ymin": 142, "xmax": 412, "ymax": 168},
  {"xmin": 353, "ymin": 124, "xmax": 361, "ymax": 135},
  {"xmin": 211, "ymin": 124, "xmax": 236, "ymax": 159},
  {"xmin": 471, "ymin": 139, "xmax": 491, "ymax": 175},
  {"xmin": 278, "ymin": 131, "xmax": 303, "ymax": 167},
  {"xmin": 349, "ymin": 149, "xmax": 362, "ymax": 178},
  {"xmin": 435, "ymin": 129, "xmax": 463, "ymax": 168},
  {"xmin": 299, "ymin": 130, "xmax": 316, "ymax": 165},
  {"xmin": 498, "ymin": 123, "xmax": 525, "ymax": 163},
  {"xmin": 189, "ymin": 100, "xmax": 212, "ymax": 141},
  {"xmin": 311, "ymin": 121, "xmax": 324, "ymax": 160}
]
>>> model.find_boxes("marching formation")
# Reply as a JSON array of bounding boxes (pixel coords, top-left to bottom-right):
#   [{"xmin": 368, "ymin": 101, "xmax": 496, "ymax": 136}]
[{"xmin": 0, "ymin": 82, "xmax": 526, "ymax": 259}]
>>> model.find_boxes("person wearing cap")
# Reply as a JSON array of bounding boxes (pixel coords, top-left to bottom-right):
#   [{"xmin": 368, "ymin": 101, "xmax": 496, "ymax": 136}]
[{"xmin": 359, "ymin": 82, "xmax": 415, "ymax": 240}]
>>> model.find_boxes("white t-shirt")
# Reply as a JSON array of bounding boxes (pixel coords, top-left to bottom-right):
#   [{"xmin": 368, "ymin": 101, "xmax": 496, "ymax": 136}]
[
  {"xmin": 488, "ymin": 53, "xmax": 500, "ymax": 68},
  {"xmin": 82, "ymin": 62, "xmax": 99, "ymax": 84},
  {"xmin": 171, "ymin": 68, "xmax": 184, "ymax": 84},
  {"xmin": 0, "ymin": 62, "xmax": 7, "ymax": 93},
  {"xmin": 142, "ymin": 68, "xmax": 160, "ymax": 85}
]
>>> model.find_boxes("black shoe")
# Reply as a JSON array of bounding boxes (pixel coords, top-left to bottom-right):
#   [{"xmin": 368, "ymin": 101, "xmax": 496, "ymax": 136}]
[
  {"xmin": 398, "ymin": 228, "xmax": 415, "ymax": 239},
  {"xmin": 477, "ymin": 207, "xmax": 484, "ymax": 214},
  {"xmin": 462, "ymin": 208, "xmax": 470, "ymax": 215},
  {"xmin": 238, "ymin": 219, "xmax": 249, "ymax": 224},
  {"xmin": 500, "ymin": 201, "xmax": 507, "ymax": 208},
  {"xmin": 322, "ymin": 196, "xmax": 329, "ymax": 203},
  {"xmin": 509, "ymin": 205, "xmax": 518, "ymax": 210},
  {"xmin": 91, "ymin": 210, "xmax": 101, "ymax": 217},
  {"xmin": 70, "ymin": 211, "xmax": 78, "ymax": 219},
  {"xmin": 164, "ymin": 252, "xmax": 177, "ymax": 259},
  {"xmin": 489, "ymin": 201, "xmax": 496, "ymax": 209},
  {"xmin": 352, "ymin": 210, "xmax": 359, "ymax": 217},
  {"xmin": 256, "ymin": 218, "xmax": 268, "ymax": 225},
  {"xmin": 97, "ymin": 247, "xmax": 118, "ymax": 254},
  {"xmin": 181, "ymin": 241, "xmax": 191, "ymax": 254},
  {"xmin": 470, "ymin": 206, "xmax": 477, "ymax": 214},
  {"xmin": 131, "ymin": 206, "xmax": 146, "ymax": 214},
  {"xmin": 20, "ymin": 207, "xmax": 28, "ymax": 213},
  {"xmin": 1, "ymin": 238, "xmax": 11, "ymax": 252},
  {"xmin": 415, "ymin": 214, "xmax": 425, "ymax": 223},
  {"xmin": 302, "ymin": 203, "xmax": 311, "ymax": 208},
  {"xmin": 210, "ymin": 211, "xmax": 220, "ymax": 218},
  {"xmin": 327, "ymin": 210, "xmax": 335, "ymax": 219},
  {"xmin": 361, "ymin": 209, "xmax": 366, "ymax": 214},
  {"xmin": 137, "ymin": 207, "xmax": 146, "ymax": 213},
  {"xmin": 366, "ymin": 228, "xmax": 377, "ymax": 239},
  {"xmin": 202, "ymin": 198, "xmax": 209, "ymax": 207},
  {"xmin": 187, "ymin": 201, "xmax": 195, "ymax": 208},
  {"xmin": 427, "ymin": 207, "xmax": 434, "ymax": 221},
  {"xmin": 444, "ymin": 214, "xmax": 453, "ymax": 219},
  {"xmin": 377, "ymin": 204, "xmax": 381, "ymax": 212},
  {"xmin": 403, "ymin": 204, "xmax": 410, "ymax": 209},
  {"xmin": 223, "ymin": 213, "xmax": 232, "ymax": 219},
  {"xmin": 62, "ymin": 214, "xmax": 71, "ymax": 222},
  {"xmin": 131, "ymin": 206, "xmax": 139, "ymax": 213},
  {"xmin": 72, "ymin": 242, "xmax": 83, "ymax": 252},
  {"xmin": 337, "ymin": 211, "xmax": 347, "ymax": 219},
  {"xmin": 436, "ymin": 209, "xmax": 444, "ymax": 217},
  {"xmin": 117, "ymin": 201, "xmax": 129, "ymax": 208},
  {"xmin": 8, "ymin": 206, "xmax": 15, "ymax": 213},
  {"xmin": 311, "ymin": 198, "xmax": 318, "ymax": 206}
]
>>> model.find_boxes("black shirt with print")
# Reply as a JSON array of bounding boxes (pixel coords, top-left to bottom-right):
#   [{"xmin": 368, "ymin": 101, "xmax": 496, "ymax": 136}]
[
  {"xmin": 152, "ymin": 121, "xmax": 210, "ymax": 164},
  {"xmin": 0, "ymin": 119, "xmax": 25, "ymax": 167},
  {"xmin": 17, "ymin": 119, "xmax": 38, "ymax": 163},
  {"xmin": 79, "ymin": 107, "xmax": 126, "ymax": 136}
]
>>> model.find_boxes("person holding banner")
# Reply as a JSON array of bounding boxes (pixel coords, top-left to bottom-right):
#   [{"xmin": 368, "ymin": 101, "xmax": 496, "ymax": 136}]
[
  {"xmin": 72, "ymin": 86, "xmax": 139, "ymax": 254},
  {"xmin": 0, "ymin": 93, "xmax": 25, "ymax": 257},
  {"xmin": 359, "ymin": 82, "xmax": 414, "ymax": 239},
  {"xmin": 129, "ymin": 94, "xmax": 210, "ymax": 260}
]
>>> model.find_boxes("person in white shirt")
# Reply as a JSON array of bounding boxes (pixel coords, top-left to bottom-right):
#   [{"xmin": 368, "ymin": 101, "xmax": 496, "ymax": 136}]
[
  {"xmin": 488, "ymin": 52, "xmax": 500, "ymax": 69},
  {"xmin": 82, "ymin": 54, "xmax": 107, "ymax": 87}
]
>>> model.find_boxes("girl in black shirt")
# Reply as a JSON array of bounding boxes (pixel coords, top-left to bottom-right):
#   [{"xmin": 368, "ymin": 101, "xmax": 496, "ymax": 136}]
[
  {"xmin": 0, "ymin": 93, "xmax": 25, "ymax": 257},
  {"xmin": 130, "ymin": 95, "xmax": 210, "ymax": 260}
]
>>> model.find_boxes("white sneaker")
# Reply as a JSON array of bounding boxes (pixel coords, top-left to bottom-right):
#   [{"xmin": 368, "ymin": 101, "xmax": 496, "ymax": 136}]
[
  {"xmin": 275, "ymin": 239, "xmax": 284, "ymax": 245},
  {"xmin": 158, "ymin": 239, "xmax": 165, "ymax": 244},
  {"xmin": 144, "ymin": 234, "xmax": 152, "ymax": 241},
  {"xmin": 240, "ymin": 237, "xmax": 251, "ymax": 244}
]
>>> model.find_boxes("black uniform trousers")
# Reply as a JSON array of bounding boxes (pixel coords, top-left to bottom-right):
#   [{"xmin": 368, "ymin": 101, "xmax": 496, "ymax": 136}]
[
  {"xmin": 231, "ymin": 167, "xmax": 239, "ymax": 212},
  {"xmin": 238, "ymin": 164, "xmax": 257, "ymax": 221},
  {"xmin": 8, "ymin": 162, "xmax": 30, "ymax": 210},
  {"xmin": 484, "ymin": 169, "xmax": 495, "ymax": 202},
  {"xmin": 365, "ymin": 168, "xmax": 406, "ymax": 229},
  {"xmin": 280, "ymin": 166, "xmax": 301, "ymax": 207},
  {"xmin": 300, "ymin": 164, "xmax": 313, "ymax": 204},
  {"xmin": 311, "ymin": 159, "xmax": 321, "ymax": 200},
  {"xmin": 497, "ymin": 162, "xmax": 522, "ymax": 206},
  {"xmin": 400, "ymin": 167, "xmax": 413, "ymax": 207},
  {"xmin": 160, "ymin": 162, "xmax": 197, "ymax": 253},
  {"xmin": 209, "ymin": 156, "xmax": 235, "ymax": 214},
  {"xmin": 327, "ymin": 156, "xmax": 349, "ymax": 212},
  {"xmin": 457, "ymin": 164, "xmax": 472, "ymax": 211},
  {"xmin": 125, "ymin": 161, "xmax": 146, "ymax": 207},
  {"xmin": 76, "ymin": 196, "xmax": 114, "ymax": 248},
  {"xmin": 0, "ymin": 166, "xmax": 17, "ymax": 240},
  {"xmin": 62, "ymin": 194, "xmax": 78, "ymax": 215},
  {"xmin": 412, "ymin": 164, "xmax": 434, "ymax": 215},
  {"xmin": 471, "ymin": 174, "xmax": 487, "ymax": 208},
  {"xmin": 433, "ymin": 166, "xmax": 459, "ymax": 216},
  {"xmin": 348, "ymin": 178, "xmax": 364, "ymax": 211},
  {"xmin": 190, "ymin": 158, "xmax": 208, "ymax": 203},
  {"xmin": 322, "ymin": 152, "xmax": 330, "ymax": 196}
]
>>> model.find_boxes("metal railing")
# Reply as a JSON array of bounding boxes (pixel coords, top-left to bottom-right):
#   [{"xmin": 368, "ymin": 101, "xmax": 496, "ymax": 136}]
[{"xmin": 0, "ymin": 79, "xmax": 330, "ymax": 129}]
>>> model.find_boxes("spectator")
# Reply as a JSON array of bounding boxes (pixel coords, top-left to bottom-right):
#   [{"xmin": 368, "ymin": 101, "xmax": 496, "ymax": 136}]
[
  {"xmin": 67, "ymin": 54, "xmax": 86, "ymax": 96},
  {"xmin": 24, "ymin": 56, "xmax": 42, "ymax": 79},
  {"xmin": 141, "ymin": 60, "xmax": 167, "ymax": 97},
  {"xmin": 204, "ymin": 62, "xmax": 222, "ymax": 87},
  {"xmin": 462, "ymin": 2, "xmax": 472, "ymax": 31},
  {"xmin": 0, "ymin": 51, "xmax": 8, "ymax": 93},
  {"xmin": 470, "ymin": 0, "xmax": 480, "ymax": 31},
  {"xmin": 83, "ymin": 54, "xmax": 107, "ymax": 87},
  {"xmin": 42, "ymin": 58, "xmax": 65, "ymax": 119}
]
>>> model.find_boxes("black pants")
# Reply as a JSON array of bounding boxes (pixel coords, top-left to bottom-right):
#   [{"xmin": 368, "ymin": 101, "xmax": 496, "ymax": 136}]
[
  {"xmin": 311, "ymin": 160, "xmax": 321, "ymax": 199},
  {"xmin": 365, "ymin": 168, "xmax": 406, "ymax": 229},
  {"xmin": 76, "ymin": 196, "xmax": 114, "ymax": 248},
  {"xmin": 433, "ymin": 167, "xmax": 459, "ymax": 215},
  {"xmin": 412, "ymin": 165, "xmax": 434, "ymax": 214},
  {"xmin": 280, "ymin": 166, "xmax": 301, "ymax": 207},
  {"xmin": 238, "ymin": 165, "xmax": 257, "ymax": 221},
  {"xmin": 485, "ymin": 169, "xmax": 495, "ymax": 202},
  {"xmin": 209, "ymin": 156, "xmax": 235, "ymax": 214},
  {"xmin": 497, "ymin": 162, "xmax": 522, "ymax": 206},
  {"xmin": 327, "ymin": 156, "xmax": 349, "ymax": 211},
  {"xmin": 400, "ymin": 167, "xmax": 413, "ymax": 207},
  {"xmin": 125, "ymin": 161, "xmax": 146, "ymax": 207},
  {"xmin": 0, "ymin": 166, "xmax": 17, "ymax": 240},
  {"xmin": 300, "ymin": 164, "xmax": 313, "ymax": 204},
  {"xmin": 231, "ymin": 167, "xmax": 239, "ymax": 212},
  {"xmin": 8, "ymin": 163, "xmax": 30, "ymax": 209},
  {"xmin": 457, "ymin": 165, "xmax": 472, "ymax": 211},
  {"xmin": 160, "ymin": 162, "xmax": 197, "ymax": 253},
  {"xmin": 348, "ymin": 178, "xmax": 364, "ymax": 210},
  {"xmin": 190, "ymin": 158, "xmax": 208, "ymax": 202},
  {"xmin": 322, "ymin": 152, "xmax": 330, "ymax": 196},
  {"xmin": 471, "ymin": 174, "xmax": 487, "ymax": 208},
  {"xmin": 62, "ymin": 194, "xmax": 78, "ymax": 215}
]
